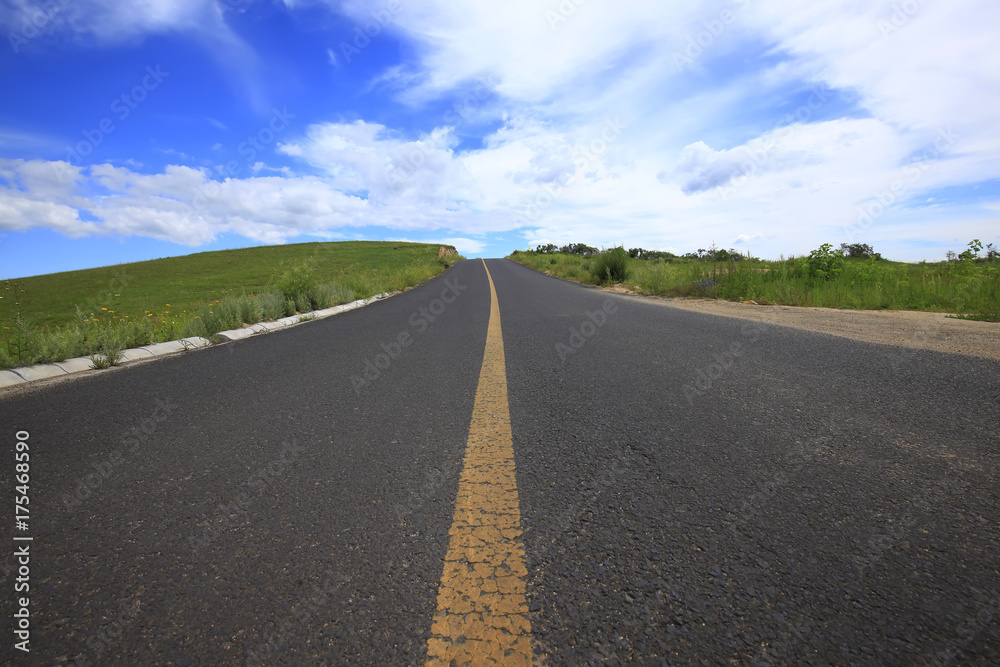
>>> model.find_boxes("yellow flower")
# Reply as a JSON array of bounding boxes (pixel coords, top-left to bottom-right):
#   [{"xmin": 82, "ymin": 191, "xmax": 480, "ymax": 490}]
[
  {"xmin": 102, "ymin": 307, "xmax": 107, "ymax": 311},
  {"xmin": 165, "ymin": 303, "xmax": 171, "ymax": 306}
]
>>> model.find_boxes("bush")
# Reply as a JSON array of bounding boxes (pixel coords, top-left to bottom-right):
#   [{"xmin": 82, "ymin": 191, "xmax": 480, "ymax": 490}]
[
  {"xmin": 275, "ymin": 261, "xmax": 318, "ymax": 302},
  {"xmin": 293, "ymin": 293, "xmax": 311, "ymax": 314},
  {"xmin": 798, "ymin": 243, "xmax": 845, "ymax": 280},
  {"xmin": 309, "ymin": 282, "xmax": 355, "ymax": 309},
  {"xmin": 591, "ymin": 247, "xmax": 631, "ymax": 284},
  {"xmin": 258, "ymin": 291, "xmax": 288, "ymax": 320},
  {"xmin": 236, "ymin": 294, "xmax": 264, "ymax": 326}
]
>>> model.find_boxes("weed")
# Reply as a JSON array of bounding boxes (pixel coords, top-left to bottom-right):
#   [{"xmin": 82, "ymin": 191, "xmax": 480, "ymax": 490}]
[{"xmin": 89, "ymin": 327, "xmax": 125, "ymax": 368}]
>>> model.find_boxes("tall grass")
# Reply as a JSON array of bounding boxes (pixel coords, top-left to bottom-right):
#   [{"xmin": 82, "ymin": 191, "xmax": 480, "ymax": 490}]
[{"xmin": 511, "ymin": 251, "xmax": 1000, "ymax": 319}]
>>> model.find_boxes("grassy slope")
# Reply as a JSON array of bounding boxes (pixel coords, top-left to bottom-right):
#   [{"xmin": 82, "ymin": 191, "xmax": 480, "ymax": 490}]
[{"xmin": 1, "ymin": 241, "xmax": 450, "ymax": 329}]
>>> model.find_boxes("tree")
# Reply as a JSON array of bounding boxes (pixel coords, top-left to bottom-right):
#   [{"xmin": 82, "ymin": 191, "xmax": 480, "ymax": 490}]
[
  {"xmin": 559, "ymin": 243, "xmax": 598, "ymax": 255},
  {"xmin": 840, "ymin": 243, "xmax": 883, "ymax": 260},
  {"xmin": 959, "ymin": 239, "xmax": 983, "ymax": 262}
]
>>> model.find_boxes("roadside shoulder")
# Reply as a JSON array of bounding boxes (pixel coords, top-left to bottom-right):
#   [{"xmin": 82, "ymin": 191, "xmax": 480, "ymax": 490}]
[{"xmin": 626, "ymin": 292, "xmax": 1000, "ymax": 361}]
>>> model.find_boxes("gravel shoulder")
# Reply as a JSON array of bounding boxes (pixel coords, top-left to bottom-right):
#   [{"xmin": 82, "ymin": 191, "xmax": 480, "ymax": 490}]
[{"xmin": 604, "ymin": 288, "xmax": 1000, "ymax": 360}]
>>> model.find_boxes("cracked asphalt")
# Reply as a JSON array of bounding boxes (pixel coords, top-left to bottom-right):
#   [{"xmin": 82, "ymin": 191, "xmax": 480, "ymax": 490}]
[{"xmin": 1, "ymin": 258, "xmax": 998, "ymax": 665}]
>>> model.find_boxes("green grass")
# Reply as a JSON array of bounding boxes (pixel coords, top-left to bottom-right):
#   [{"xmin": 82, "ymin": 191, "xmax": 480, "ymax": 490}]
[
  {"xmin": 509, "ymin": 250, "xmax": 1000, "ymax": 319},
  {"xmin": 1, "ymin": 241, "xmax": 461, "ymax": 370}
]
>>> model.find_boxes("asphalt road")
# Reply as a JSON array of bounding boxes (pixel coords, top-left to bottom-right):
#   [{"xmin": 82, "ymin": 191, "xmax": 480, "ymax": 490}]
[{"xmin": 2, "ymin": 258, "xmax": 998, "ymax": 665}]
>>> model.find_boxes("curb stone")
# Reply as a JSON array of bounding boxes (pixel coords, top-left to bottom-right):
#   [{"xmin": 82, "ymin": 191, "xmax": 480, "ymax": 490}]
[
  {"xmin": 12, "ymin": 364, "xmax": 68, "ymax": 381},
  {"xmin": 0, "ymin": 370, "xmax": 26, "ymax": 387},
  {"xmin": 53, "ymin": 357, "xmax": 97, "ymax": 373},
  {"xmin": 0, "ymin": 293, "xmax": 392, "ymax": 390}
]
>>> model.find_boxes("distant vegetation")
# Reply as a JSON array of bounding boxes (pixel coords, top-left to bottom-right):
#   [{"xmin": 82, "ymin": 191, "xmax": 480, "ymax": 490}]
[
  {"xmin": 510, "ymin": 240, "xmax": 1000, "ymax": 321},
  {"xmin": 1, "ymin": 241, "xmax": 461, "ymax": 370}
]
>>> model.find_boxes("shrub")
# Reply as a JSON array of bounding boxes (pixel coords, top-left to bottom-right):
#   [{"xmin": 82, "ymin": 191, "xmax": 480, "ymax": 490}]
[
  {"xmin": 0, "ymin": 345, "xmax": 14, "ymax": 369},
  {"xmin": 292, "ymin": 292, "xmax": 310, "ymax": 314},
  {"xmin": 799, "ymin": 243, "xmax": 845, "ymax": 280},
  {"xmin": 258, "ymin": 291, "xmax": 288, "ymax": 320},
  {"xmin": 236, "ymin": 294, "xmax": 264, "ymax": 326},
  {"xmin": 275, "ymin": 261, "xmax": 318, "ymax": 302},
  {"xmin": 591, "ymin": 247, "xmax": 631, "ymax": 284},
  {"xmin": 309, "ymin": 282, "xmax": 355, "ymax": 309}
]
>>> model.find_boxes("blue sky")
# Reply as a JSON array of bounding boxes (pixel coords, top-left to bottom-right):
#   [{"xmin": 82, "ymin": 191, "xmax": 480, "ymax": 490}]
[{"xmin": 1, "ymin": 0, "xmax": 998, "ymax": 278}]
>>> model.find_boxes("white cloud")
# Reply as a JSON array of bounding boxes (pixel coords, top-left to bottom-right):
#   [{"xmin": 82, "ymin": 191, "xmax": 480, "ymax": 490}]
[
  {"xmin": 0, "ymin": 194, "xmax": 92, "ymax": 236},
  {"xmin": 0, "ymin": 159, "xmax": 370, "ymax": 246},
  {"xmin": 440, "ymin": 237, "xmax": 484, "ymax": 255},
  {"xmin": 2, "ymin": 0, "xmax": 215, "ymax": 44},
  {"xmin": 3, "ymin": 1, "xmax": 998, "ymax": 261}
]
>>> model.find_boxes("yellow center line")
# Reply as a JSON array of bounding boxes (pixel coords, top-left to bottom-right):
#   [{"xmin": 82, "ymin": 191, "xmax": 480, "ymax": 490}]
[{"xmin": 426, "ymin": 259, "xmax": 533, "ymax": 666}]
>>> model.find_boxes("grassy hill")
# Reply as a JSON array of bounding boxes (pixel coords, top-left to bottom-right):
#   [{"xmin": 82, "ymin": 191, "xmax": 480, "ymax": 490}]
[
  {"xmin": 1, "ymin": 241, "xmax": 461, "ymax": 369},
  {"xmin": 2, "ymin": 241, "xmax": 455, "ymax": 329}
]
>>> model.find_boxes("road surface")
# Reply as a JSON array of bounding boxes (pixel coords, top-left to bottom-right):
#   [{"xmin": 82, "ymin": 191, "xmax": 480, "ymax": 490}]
[{"xmin": 2, "ymin": 258, "xmax": 998, "ymax": 664}]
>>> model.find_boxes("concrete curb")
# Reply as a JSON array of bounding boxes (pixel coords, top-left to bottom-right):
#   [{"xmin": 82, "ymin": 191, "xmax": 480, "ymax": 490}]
[{"xmin": 0, "ymin": 293, "xmax": 392, "ymax": 390}]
